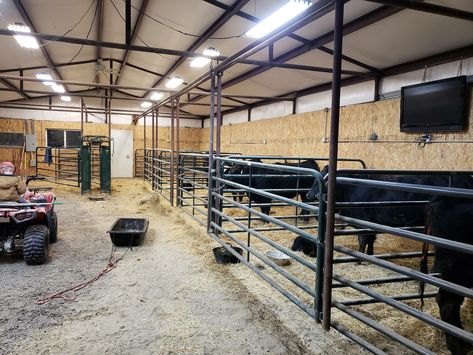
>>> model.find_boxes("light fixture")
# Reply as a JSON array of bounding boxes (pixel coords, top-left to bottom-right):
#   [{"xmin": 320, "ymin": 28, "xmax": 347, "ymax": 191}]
[
  {"xmin": 60, "ymin": 95, "xmax": 71, "ymax": 102},
  {"xmin": 245, "ymin": 0, "xmax": 312, "ymax": 39},
  {"xmin": 190, "ymin": 47, "xmax": 220, "ymax": 68},
  {"xmin": 52, "ymin": 84, "xmax": 65, "ymax": 93},
  {"xmin": 141, "ymin": 101, "xmax": 152, "ymax": 108},
  {"xmin": 165, "ymin": 76, "xmax": 184, "ymax": 89},
  {"xmin": 8, "ymin": 23, "xmax": 39, "ymax": 49},
  {"xmin": 150, "ymin": 92, "xmax": 163, "ymax": 101},
  {"xmin": 36, "ymin": 73, "xmax": 52, "ymax": 81},
  {"xmin": 36, "ymin": 73, "xmax": 55, "ymax": 86}
]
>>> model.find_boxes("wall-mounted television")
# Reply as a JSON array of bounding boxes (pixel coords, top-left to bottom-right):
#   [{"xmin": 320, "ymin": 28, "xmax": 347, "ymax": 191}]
[{"xmin": 400, "ymin": 76, "xmax": 468, "ymax": 132}]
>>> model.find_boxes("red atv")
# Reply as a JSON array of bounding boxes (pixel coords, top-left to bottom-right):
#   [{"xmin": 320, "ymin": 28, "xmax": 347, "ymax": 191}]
[{"xmin": 0, "ymin": 176, "xmax": 57, "ymax": 265}]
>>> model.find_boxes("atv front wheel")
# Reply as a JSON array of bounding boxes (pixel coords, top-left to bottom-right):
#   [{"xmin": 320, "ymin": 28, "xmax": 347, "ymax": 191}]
[
  {"xmin": 49, "ymin": 212, "xmax": 58, "ymax": 243},
  {"xmin": 23, "ymin": 225, "xmax": 49, "ymax": 265}
]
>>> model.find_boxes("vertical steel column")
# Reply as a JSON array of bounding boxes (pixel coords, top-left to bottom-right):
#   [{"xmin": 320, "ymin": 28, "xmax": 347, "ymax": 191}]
[
  {"xmin": 170, "ymin": 99, "xmax": 175, "ymax": 206},
  {"xmin": 151, "ymin": 108, "xmax": 155, "ymax": 190},
  {"xmin": 80, "ymin": 98, "xmax": 84, "ymax": 137},
  {"xmin": 143, "ymin": 113, "xmax": 146, "ymax": 180},
  {"xmin": 108, "ymin": 59, "xmax": 113, "ymax": 139},
  {"xmin": 206, "ymin": 72, "xmax": 216, "ymax": 232},
  {"xmin": 215, "ymin": 72, "xmax": 223, "ymax": 228},
  {"xmin": 155, "ymin": 108, "xmax": 159, "ymax": 151},
  {"xmin": 175, "ymin": 97, "xmax": 180, "ymax": 206},
  {"xmin": 322, "ymin": 0, "xmax": 345, "ymax": 331}
]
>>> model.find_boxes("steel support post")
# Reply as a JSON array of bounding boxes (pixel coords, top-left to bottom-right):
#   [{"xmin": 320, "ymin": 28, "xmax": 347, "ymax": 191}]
[{"xmin": 322, "ymin": 0, "xmax": 345, "ymax": 331}]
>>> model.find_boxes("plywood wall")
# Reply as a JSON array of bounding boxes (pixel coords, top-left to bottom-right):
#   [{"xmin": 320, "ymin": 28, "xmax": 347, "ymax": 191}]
[
  {"xmin": 0, "ymin": 117, "xmax": 202, "ymax": 175},
  {"xmin": 199, "ymin": 93, "xmax": 473, "ymax": 170}
]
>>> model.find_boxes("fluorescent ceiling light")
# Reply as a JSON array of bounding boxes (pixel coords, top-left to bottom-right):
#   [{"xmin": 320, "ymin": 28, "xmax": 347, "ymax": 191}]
[
  {"xmin": 36, "ymin": 73, "xmax": 55, "ymax": 86},
  {"xmin": 150, "ymin": 92, "xmax": 163, "ymax": 101},
  {"xmin": 190, "ymin": 57, "xmax": 210, "ymax": 68},
  {"xmin": 245, "ymin": 0, "xmax": 312, "ymax": 39},
  {"xmin": 8, "ymin": 23, "xmax": 39, "ymax": 49},
  {"xmin": 36, "ymin": 73, "xmax": 52, "ymax": 81},
  {"xmin": 165, "ymin": 76, "xmax": 184, "ymax": 89},
  {"xmin": 52, "ymin": 84, "xmax": 65, "ymax": 93},
  {"xmin": 141, "ymin": 101, "xmax": 152, "ymax": 108},
  {"xmin": 60, "ymin": 95, "xmax": 71, "ymax": 102},
  {"xmin": 190, "ymin": 47, "xmax": 220, "ymax": 68},
  {"xmin": 203, "ymin": 47, "xmax": 220, "ymax": 57}
]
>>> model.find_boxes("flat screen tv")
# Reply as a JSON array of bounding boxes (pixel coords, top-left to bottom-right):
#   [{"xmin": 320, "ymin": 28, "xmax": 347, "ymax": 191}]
[{"xmin": 400, "ymin": 75, "xmax": 468, "ymax": 132}]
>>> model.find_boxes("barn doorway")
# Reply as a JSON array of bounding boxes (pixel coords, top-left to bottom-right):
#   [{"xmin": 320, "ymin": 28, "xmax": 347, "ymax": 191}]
[{"xmin": 111, "ymin": 129, "xmax": 133, "ymax": 178}]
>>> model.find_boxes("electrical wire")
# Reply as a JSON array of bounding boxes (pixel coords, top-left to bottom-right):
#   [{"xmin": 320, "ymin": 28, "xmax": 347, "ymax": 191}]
[
  {"xmin": 39, "ymin": 0, "xmax": 98, "ymax": 49},
  {"xmin": 68, "ymin": 0, "xmax": 100, "ymax": 63},
  {"xmin": 110, "ymin": 0, "xmax": 175, "ymax": 63},
  {"xmin": 118, "ymin": 0, "xmax": 246, "ymax": 40}
]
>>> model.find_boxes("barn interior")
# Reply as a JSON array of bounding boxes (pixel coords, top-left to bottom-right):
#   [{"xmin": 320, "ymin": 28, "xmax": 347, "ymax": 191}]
[{"xmin": 1, "ymin": 0, "xmax": 473, "ymax": 354}]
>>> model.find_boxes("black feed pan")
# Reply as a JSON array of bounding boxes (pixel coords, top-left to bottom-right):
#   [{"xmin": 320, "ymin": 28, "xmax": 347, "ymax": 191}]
[
  {"xmin": 108, "ymin": 218, "xmax": 149, "ymax": 246},
  {"xmin": 213, "ymin": 244, "xmax": 243, "ymax": 264}
]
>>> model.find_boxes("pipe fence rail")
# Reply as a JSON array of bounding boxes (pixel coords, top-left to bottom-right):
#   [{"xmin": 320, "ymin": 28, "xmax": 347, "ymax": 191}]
[
  {"xmin": 142, "ymin": 149, "xmax": 473, "ymax": 353},
  {"xmin": 210, "ymin": 157, "xmax": 327, "ymax": 320},
  {"xmin": 35, "ymin": 147, "xmax": 80, "ymax": 187},
  {"xmin": 325, "ymin": 170, "xmax": 473, "ymax": 354}
]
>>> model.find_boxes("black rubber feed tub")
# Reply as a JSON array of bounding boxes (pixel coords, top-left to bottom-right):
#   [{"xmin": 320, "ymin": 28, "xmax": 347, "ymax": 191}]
[
  {"xmin": 108, "ymin": 218, "xmax": 149, "ymax": 246},
  {"xmin": 213, "ymin": 245, "xmax": 243, "ymax": 264}
]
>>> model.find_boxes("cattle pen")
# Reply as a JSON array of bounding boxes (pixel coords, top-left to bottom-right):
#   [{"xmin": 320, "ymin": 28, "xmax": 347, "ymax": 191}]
[
  {"xmin": 133, "ymin": 1, "xmax": 473, "ymax": 353},
  {"xmin": 1, "ymin": 0, "xmax": 472, "ymax": 354}
]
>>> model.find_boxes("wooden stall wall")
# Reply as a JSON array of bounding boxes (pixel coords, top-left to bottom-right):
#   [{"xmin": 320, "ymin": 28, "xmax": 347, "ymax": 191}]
[
  {"xmin": 199, "ymin": 93, "xmax": 473, "ymax": 170},
  {"xmin": 0, "ymin": 117, "xmax": 202, "ymax": 176}
]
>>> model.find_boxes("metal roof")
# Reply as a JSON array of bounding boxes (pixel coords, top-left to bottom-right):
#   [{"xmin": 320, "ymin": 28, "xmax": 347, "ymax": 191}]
[{"xmin": 0, "ymin": 0, "xmax": 471, "ymax": 119}]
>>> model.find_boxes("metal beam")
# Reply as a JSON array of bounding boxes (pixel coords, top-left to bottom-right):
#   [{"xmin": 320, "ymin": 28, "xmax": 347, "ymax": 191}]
[
  {"xmin": 0, "ymin": 78, "xmax": 29, "ymax": 100},
  {"xmin": 0, "ymin": 28, "xmax": 372, "ymax": 78},
  {"xmin": 95, "ymin": 0, "xmax": 104, "ymax": 83},
  {"xmin": 363, "ymin": 0, "xmax": 473, "ymax": 21},
  {"xmin": 382, "ymin": 45, "xmax": 473, "ymax": 76},
  {"xmin": 135, "ymin": 0, "xmax": 339, "ymax": 121},
  {"xmin": 184, "ymin": 4, "xmax": 401, "ymax": 106},
  {"xmin": 220, "ymin": 4, "xmax": 401, "ymax": 90},
  {"xmin": 12, "ymin": 0, "xmax": 67, "ymax": 90},
  {"xmin": 115, "ymin": 0, "xmax": 150, "ymax": 85},
  {"xmin": 0, "ymin": 58, "xmax": 99, "ymax": 74},
  {"xmin": 146, "ymin": 0, "xmax": 250, "ymax": 92},
  {"xmin": 203, "ymin": 0, "xmax": 377, "ymax": 72},
  {"xmin": 221, "ymin": 44, "xmax": 473, "ymax": 116}
]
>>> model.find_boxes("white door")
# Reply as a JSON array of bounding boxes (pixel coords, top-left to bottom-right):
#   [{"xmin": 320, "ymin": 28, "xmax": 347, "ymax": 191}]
[{"xmin": 111, "ymin": 129, "xmax": 133, "ymax": 178}]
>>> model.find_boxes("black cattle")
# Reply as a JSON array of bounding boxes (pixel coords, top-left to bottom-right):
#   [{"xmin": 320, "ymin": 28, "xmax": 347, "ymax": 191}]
[
  {"xmin": 306, "ymin": 169, "xmax": 473, "ymax": 254},
  {"xmin": 224, "ymin": 159, "xmax": 262, "ymax": 203},
  {"xmin": 423, "ymin": 197, "xmax": 473, "ymax": 355},
  {"xmin": 290, "ymin": 236, "xmax": 316, "ymax": 257},
  {"xmin": 225, "ymin": 159, "xmax": 320, "ymax": 219}
]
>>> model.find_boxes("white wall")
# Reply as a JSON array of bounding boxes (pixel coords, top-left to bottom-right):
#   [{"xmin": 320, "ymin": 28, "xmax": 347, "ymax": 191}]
[
  {"xmin": 381, "ymin": 58, "xmax": 473, "ymax": 94},
  {"xmin": 137, "ymin": 116, "xmax": 201, "ymax": 128}
]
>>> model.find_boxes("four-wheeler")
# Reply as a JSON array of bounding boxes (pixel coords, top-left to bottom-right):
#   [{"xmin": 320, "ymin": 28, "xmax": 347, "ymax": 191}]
[{"xmin": 0, "ymin": 176, "xmax": 57, "ymax": 265}]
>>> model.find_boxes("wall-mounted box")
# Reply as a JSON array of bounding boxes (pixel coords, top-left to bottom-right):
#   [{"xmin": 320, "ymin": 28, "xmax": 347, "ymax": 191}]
[{"xmin": 25, "ymin": 134, "xmax": 37, "ymax": 152}]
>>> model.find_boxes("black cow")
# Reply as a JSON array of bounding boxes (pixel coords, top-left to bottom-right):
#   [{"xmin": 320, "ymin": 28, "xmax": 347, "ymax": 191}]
[
  {"xmin": 224, "ymin": 159, "xmax": 262, "ymax": 203},
  {"xmin": 424, "ymin": 197, "xmax": 473, "ymax": 355},
  {"xmin": 291, "ymin": 236, "xmax": 316, "ymax": 257},
  {"xmin": 306, "ymin": 169, "xmax": 473, "ymax": 254},
  {"xmin": 225, "ymin": 160, "xmax": 320, "ymax": 219}
]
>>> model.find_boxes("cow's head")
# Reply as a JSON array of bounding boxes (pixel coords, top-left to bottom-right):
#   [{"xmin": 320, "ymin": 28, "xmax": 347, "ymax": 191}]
[{"xmin": 306, "ymin": 165, "xmax": 328, "ymax": 201}]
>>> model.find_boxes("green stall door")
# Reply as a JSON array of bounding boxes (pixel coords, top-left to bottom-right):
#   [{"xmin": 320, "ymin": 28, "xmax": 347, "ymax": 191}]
[
  {"xmin": 80, "ymin": 145, "xmax": 91, "ymax": 194},
  {"xmin": 100, "ymin": 145, "xmax": 111, "ymax": 193}
]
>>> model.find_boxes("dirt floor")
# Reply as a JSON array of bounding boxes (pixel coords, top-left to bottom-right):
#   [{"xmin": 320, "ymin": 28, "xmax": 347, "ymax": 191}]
[{"xmin": 0, "ymin": 179, "xmax": 361, "ymax": 355}]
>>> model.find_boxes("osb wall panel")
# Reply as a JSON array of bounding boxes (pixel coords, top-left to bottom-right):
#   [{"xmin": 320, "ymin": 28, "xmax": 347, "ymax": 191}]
[
  {"xmin": 0, "ymin": 118, "xmax": 202, "ymax": 175},
  {"xmin": 0, "ymin": 118, "xmax": 29, "ymax": 172},
  {"xmin": 199, "ymin": 94, "xmax": 473, "ymax": 170}
]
